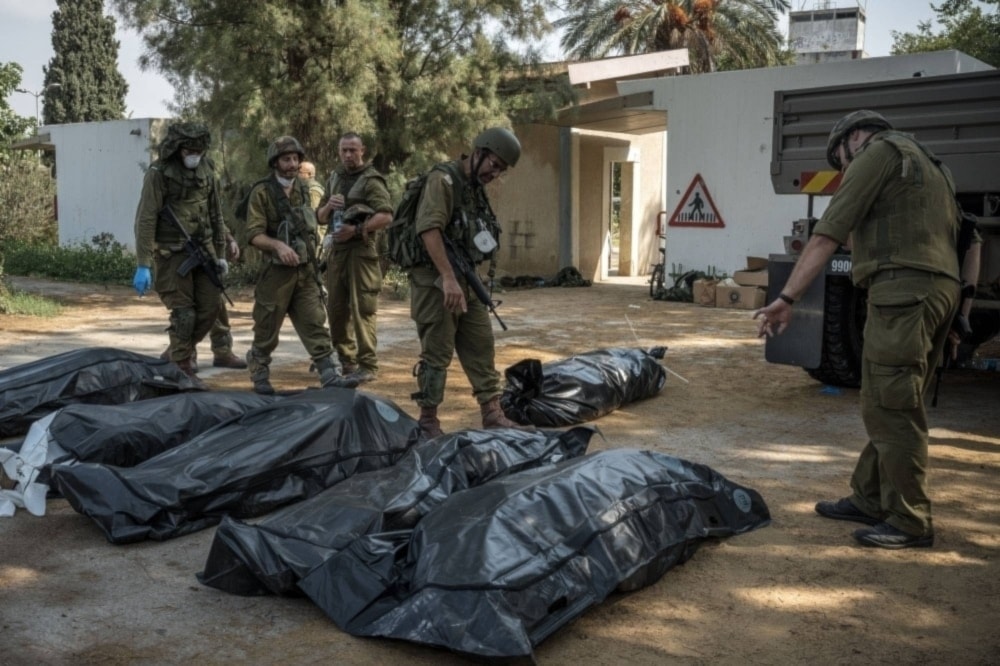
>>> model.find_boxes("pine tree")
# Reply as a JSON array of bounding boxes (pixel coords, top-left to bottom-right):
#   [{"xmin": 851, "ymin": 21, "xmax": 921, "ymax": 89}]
[{"xmin": 42, "ymin": 0, "xmax": 129, "ymax": 124}]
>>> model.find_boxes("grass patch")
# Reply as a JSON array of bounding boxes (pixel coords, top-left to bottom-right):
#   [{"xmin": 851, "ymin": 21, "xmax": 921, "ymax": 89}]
[{"xmin": 1, "ymin": 288, "xmax": 62, "ymax": 316}]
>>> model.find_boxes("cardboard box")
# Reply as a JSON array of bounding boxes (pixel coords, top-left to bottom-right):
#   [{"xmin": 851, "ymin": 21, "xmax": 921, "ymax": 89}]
[
  {"xmin": 716, "ymin": 285, "xmax": 766, "ymax": 310},
  {"xmin": 733, "ymin": 268, "xmax": 768, "ymax": 288},
  {"xmin": 692, "ymin": 278, "xmax": 719, "ymax": 307},
  {"xmin": 745, "ymin": 256, "xmax": 768, "ymax": 271}
]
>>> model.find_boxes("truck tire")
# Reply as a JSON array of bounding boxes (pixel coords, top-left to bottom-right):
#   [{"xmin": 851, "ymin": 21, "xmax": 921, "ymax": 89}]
[{"xmin": 806, "ymin": 277, "xmax": 866, "ymax": 388}]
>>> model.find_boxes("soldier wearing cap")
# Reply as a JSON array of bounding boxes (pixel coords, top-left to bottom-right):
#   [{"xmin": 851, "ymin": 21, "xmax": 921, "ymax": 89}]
[
  {"xmin": 316, "ymin": 132, "xmax": 394, "ymax": 385},
  {"xmin": 132, "ymin": 122, "xmax": 230, "ymax": 380},
  {"xmin": 755, "ymin": 110, "xmax": 963, "ymax": 549},
  {"xmin": 243, "ymin": 136, "xmax": 353, "ymax": 394}
]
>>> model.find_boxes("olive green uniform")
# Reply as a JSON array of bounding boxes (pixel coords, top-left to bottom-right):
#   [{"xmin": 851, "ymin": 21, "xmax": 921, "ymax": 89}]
[
  {"xmin": 134, "ymin": 158, "xmax": 226, "ymax": 363},
  {"xmin": 244, "ymin": 177, "xmax": 333, "ymax": 376},
  {"xmin": 322, "ymin": 163, "xmax": 393, "ymax": 375},
  {"xmin": 813, "ymin": 130, "xmax": 961, "ymax": 537},
  {"xmin": 409, "ymin": 160, "xmax": 503, "ymax": 407}
]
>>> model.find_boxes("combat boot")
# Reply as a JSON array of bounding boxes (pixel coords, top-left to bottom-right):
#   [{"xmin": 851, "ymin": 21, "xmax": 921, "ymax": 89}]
[
  {"xmin": 162, "ymin": 346, "xmax": 199, "ymax": 373},
  {"xmin": 213, "ymin": 351, "xmax": 248, "ymax": 369},
  {"xmin": 250, "ymin": 368, "xmax": 275, "ymax": 395},
  {"xmin": 176, "ymin": 357, "xmax": 207, "ymax": 389},
  {"xmin": 480, "ymin": 396, "xmax": 533, "ymax": 430},
  {"xmin": 418, "ymin": 406, "xmax": 444, "ymax": 439},
  {"xmin": 315, "ymin": 356, "xmax": 360, "ymax": 389}
]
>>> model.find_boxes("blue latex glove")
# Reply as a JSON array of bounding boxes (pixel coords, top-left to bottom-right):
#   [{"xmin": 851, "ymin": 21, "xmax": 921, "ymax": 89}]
[{"xmin": 133, "ymin": 266, "xmax": 152, "ymax": 296}]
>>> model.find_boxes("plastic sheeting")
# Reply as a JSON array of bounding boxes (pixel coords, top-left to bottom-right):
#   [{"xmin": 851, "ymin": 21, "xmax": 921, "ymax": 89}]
[
  {"xmin": 198, "ymin": 426, "xmax": 597, "ymax": 596},
  {"xmin": 49, "ymin": 388, "xmax": 421, "ymax": 544},
  {"xmin": 0, "ymin": 393, "xmax": 278, "ymax": 517},
  {"xmin": 315, "ymin": 448, "xmax": 770, "ymax": 659},
  {"xmin": 501, "ymin": 346, "xmax": 668, "ymax": 427},
  {"xmin": 0, "ymin": 347, "xmax": 204, "ymax": 438}
]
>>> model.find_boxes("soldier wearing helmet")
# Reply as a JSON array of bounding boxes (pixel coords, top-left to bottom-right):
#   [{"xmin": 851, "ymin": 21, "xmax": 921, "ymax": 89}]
[
  {"xmin": 243, "ymin": 135, "xmax": 354, "ymax": 394},
  {"xmin": 132, "ymin": 122, "xmax": 235, "ymax": 381},
  {"xmin": 406, "ymin": 126, "xmax": 530, "ymax": 437},
  {"xmin": 316, "ymin": 132, "xmax": 395, "ymax": 385},
  {"xmin": 755, "ymin": 110, "xmax": 965, "ymax": 549}
]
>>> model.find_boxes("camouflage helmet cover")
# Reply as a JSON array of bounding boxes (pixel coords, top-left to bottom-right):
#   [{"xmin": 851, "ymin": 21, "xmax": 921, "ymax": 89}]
[
  {"xmin": 826, "ymin": 110, "xmax": 893, "ymax": 170},
  {"xmin": 473, "ymin": 127, "xmax": 521, "ymax": 168},
  {"xmin": 343, "ymin": 203, "xmax": 376, "ymax": 225},
  {"xmin": 159, "ymin": 122, "xmax": 211, "ymax": 160},
  {"xmin": 267, "ymin": 136, "xmax": 306, "ymax": 168}
]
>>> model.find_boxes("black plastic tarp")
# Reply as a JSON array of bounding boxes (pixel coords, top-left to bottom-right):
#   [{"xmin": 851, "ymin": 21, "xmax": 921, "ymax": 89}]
[
  {"xmin": 501, "ymin": 346, "xmax": 668, "ymax": 427},
  {"xmin": 49, "ymin": 388, "xmax": 421, "ymax": 543},
  {"xmin": 312, "ymin": 448, "xmax": 770, "ymax": 659},
  {"xmin": 198, "ymin": 426, "xmax": 597, "ymax": 596},
  {"xmin": 0, "ymin": 347, "xmax": 203, "ymax": 438}
]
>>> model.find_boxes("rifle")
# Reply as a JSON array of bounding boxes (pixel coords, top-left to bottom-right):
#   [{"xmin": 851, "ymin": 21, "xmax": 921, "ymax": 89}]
[
  {"xmin": 441, "ymin": 234, "xmax": 507, "ymax": 331},
  {"xmin": 160, "ymin": 204, "xmax": 233, "ymax": 306}
]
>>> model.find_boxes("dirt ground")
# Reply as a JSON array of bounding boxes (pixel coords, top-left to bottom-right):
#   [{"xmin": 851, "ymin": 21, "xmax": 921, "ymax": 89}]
[{"xmin": 1, "ymin": 275, "xmax": 998, "ymax": 665}]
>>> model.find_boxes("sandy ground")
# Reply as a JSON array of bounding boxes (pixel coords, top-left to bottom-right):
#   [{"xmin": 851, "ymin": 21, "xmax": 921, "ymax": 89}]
[{"xmin": 1, "ymin": 276, "xmax": 998, "ymax": 665}]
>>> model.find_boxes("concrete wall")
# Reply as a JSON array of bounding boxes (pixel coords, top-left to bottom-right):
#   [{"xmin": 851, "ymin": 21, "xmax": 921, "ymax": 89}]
[
  {"xmin": 617, "ymin": 51, "xmax": 993, "ymax": 277},
  {"xmin": 47, "ymin": 118, "xmax": 167, "ymax": 249},
  {"xmin": 490, "ymin": 123, "xmax": 666, "ymax": 282}
]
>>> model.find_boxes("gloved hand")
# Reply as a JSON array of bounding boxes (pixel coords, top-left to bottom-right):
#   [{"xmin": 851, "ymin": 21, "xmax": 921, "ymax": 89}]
[
  {"xmin": 133, "ymin": 266, "xmax": 152, "ymax": 296},
  {"xmin": 216, "ymin": 259, "xmax": 229, "ymax": 277},
  {"xmin": 321, "ymin": 234, "xmax": 334, "ymax": 252}
]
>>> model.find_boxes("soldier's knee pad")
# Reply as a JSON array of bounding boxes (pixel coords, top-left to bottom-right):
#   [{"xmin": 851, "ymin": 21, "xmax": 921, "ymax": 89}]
[
  {"xmin": 411, "ymin": 361, "xmax": 446, "ymax": 407},
  {"xmin": 169, "ymin": 307, "xmax": 197, "ymax": 341}
]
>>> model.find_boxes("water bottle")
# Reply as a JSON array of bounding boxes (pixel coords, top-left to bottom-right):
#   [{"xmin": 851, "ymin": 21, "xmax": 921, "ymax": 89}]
[{"xmin": 332, "ymin": 209, "xmax": 344, "ymax": 235}]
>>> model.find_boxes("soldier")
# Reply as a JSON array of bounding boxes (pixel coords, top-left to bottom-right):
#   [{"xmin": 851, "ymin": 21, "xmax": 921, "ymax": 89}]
[
  {"xmin": 132, "ymin": 122, "xmax": 227, "ymax": 380},
  {"xmin": 755, "ymin": 110, "xmax": 962, "ymax": 549},
  {"xmin": 317, "ymin": 132, "xmax": 394, "ymax": 385},
  {"xmin": 405, "ymin": 127, "xmax": 527, "ymax": 437},
  {"xmin": 243, "ymin": 136, "xmax": 353, "ymax": 395}
]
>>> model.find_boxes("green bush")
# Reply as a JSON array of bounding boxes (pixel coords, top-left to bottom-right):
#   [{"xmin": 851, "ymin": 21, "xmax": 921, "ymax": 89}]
[{"xmin": 2, "ymin": 233, "xmax": 134, "ymax": 284}]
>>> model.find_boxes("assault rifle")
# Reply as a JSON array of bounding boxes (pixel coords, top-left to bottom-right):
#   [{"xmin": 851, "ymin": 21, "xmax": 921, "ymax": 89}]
[
  {"xmin": 441, "ymin": 234, "xmax": 507, "ymax": 331},
  {"xmin": 160, "ymin": 204, "xmax": 233, "ymax": 306}
]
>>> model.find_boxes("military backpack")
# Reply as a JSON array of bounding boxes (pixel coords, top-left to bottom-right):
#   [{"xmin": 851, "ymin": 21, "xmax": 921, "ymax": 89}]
[{"xmin": 386, "ymin": 162, "xmax": 463, "ymax": 269}]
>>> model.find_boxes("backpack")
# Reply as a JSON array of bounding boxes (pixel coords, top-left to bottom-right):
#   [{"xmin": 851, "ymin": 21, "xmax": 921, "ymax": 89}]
[{"xmin": 386, "ymin": 162, "xmax": 462, "ymax": 269}]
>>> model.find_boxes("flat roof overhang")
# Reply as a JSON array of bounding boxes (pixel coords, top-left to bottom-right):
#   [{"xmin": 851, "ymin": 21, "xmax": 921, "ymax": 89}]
[
  {"xmin": 11, "ymin": 132, "xmax": 54, "ymax": 151},
  {"xmin": 547, "ymin": 91, "xmax": 666, "ymax": 134}
]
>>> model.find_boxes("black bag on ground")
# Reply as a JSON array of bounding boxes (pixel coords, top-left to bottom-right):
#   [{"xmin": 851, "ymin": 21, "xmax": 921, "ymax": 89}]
[
  {"xmin": 315, "ymin": 448, "xmax": 771, "ymax": 659},
  {"xmin": 501, "ymin": 346, "xmax": 667, "ymax": 427},
  {"xmin": 198, "ymin": 426, "xmax": 596, "ymax": 596},
  {"xmin": 0, "ymin": 347, "xmax": 204, "ymax": 439},
  {"xmin": 49, "ymin": 389, "xmax": 421, "ymax": 544}
]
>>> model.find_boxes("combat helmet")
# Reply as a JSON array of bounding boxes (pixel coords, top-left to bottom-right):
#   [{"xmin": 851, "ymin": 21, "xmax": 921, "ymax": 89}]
[
  {"xmin": 267, "ymin": 136, "xmax": 306, "ymax": 168},
  {"xmin": 826, "ymin": 110, "xmax": 893, "ymax": 170},
  {"xmin": 473, "ymin": 127, "xmax": 521, "ymax": 168},
  {"xmin": 159, "ymin": 122, "xmax": 211, "ymax": 160},
  {"xmin": 343, "ymin": 203, "xmax": 375, "ymax": 225}
]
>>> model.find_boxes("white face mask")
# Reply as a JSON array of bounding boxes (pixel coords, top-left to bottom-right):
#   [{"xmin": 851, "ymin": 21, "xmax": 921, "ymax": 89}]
[
  {"xmin": 183, "ymin": 154, "xmax": 202, "ymax": 170},
  {"xmin": 276, "ymin": 175, "xmax": 294, "ymax": 187}
]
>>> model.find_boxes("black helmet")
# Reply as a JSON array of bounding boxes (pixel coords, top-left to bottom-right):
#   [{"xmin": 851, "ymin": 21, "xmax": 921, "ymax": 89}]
[
  {"xmin": 826, "ymin": 110, "xmax": 892, "ymax": 170},
  {"xmin": 159, "ymin": 122, "xmax": 211, "ymax": 160},
  {"xmin": 473, "ymin": 127, "xmax": 521, "ymax": 168},
  {"xmin": 267, "ymin": 136, "xmax": 306, "ymax": 168},
  {"xmin": 342, "ymin": 203, "xmax": 375, "ymax": 225}
]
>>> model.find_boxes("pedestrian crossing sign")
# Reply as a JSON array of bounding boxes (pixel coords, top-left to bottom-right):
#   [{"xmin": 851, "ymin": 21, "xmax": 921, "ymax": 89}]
[{"xmin": 668, "ymin": 174, "xmax": 725, "ymax": 228}]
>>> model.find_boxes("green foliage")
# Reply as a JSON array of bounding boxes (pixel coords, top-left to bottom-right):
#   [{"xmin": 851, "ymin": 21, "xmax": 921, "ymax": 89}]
[
  {"xmin": 43, "ymin": 0, "xmax": 129, "ymax": 124},
  {"xmin": 2, "ymin": 233, "xmax": 135, "ymax": 285},
  {"xmin": 0, "ymin": 153, "xmax": 57, "ymax": 246},
  {"xmin": 891, "ymin": 0, "xmax": 1000, "ymax": 67},
  {"xmin": 382, "ymin": 263, "xmax": 410, "ymax": 301},
  {"xmin": 0, "ymin": 285, "xmax": 63, "ymax": 317},
  {"xmin": 556, "ymin": 0, "xmax": 793, "ymax": 73},
  {"xmin": 1, "ymin": 62, "xmax": 36, "ymax": 164},
  {"xmin": 109, "ymin": 0, "xmax": 563, "ymax": 188}
]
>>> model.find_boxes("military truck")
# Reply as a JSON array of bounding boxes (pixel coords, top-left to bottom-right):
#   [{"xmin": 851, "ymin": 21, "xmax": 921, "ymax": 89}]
[{"xmin": 765, "ymin": 69, "xmax": 1000, "ymax": 387}]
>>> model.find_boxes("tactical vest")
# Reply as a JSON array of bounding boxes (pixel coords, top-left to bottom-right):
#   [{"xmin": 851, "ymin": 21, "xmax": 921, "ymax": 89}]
[
  {"xmin": 850, "ymin": 131, "xmax": 960, "ymax": 286},
  {"xmin": 445, "ymin": 163, "xmax": 502, "ymax": 266},
  {"xmin": 255, "ymin": 176, "xmax": 319, "ymax": 265},
  {"xmin": 153, "ymin": 159, "xmax": 217, "ymax": 244}
]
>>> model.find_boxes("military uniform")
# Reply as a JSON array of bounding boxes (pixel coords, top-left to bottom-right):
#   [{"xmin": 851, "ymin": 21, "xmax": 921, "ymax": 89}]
[
  {"xmin": 409, "ymin": 160, "xmax": 504, "ymax": 408},
  {"xmin": 321, "ymin": 163, "xmax": 393, "ymax": 376},
  {"xmin": 134, "ymin": 149, "xmax": 226, "ymax": 366},
  {"xmin": 812, "ymin": 130, "xmax": 961, "ymax": 537},
  {"xmin": 245, "ymin": 176, "xmax": 335, "ymax": 382}
]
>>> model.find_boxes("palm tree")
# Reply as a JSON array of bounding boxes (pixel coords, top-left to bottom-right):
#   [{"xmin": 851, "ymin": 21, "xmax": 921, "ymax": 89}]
[{"xmin": 556, "ymin": 0, "xmax": 792, "ymax": 73}]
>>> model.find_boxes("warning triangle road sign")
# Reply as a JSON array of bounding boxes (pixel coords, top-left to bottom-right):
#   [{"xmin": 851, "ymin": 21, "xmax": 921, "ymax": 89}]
[{"xmin": 668, "ymin": 174, "xmax": 725, "ymax": 228}]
